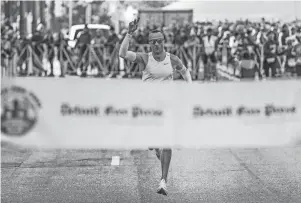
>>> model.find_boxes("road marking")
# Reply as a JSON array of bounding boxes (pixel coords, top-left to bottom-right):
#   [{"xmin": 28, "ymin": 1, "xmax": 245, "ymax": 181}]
[{"xmin": 111, "ymin": 156, "xmax": 120, "ymax": 166}]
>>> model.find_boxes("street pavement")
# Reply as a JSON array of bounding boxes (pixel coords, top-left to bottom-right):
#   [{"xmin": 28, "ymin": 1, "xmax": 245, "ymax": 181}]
[{"xmin": 1, "ymin": 141, "xmax": 301, "ymax": 203}]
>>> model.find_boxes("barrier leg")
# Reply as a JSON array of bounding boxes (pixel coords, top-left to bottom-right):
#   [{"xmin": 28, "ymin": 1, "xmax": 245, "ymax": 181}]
[
  {"xmin": 60, "ymin": 45, "xmax": 66, "ymax": 77},
  {"xmin": 62, "ymin": 48, "xmax": 76, "ymax": 74},
  {"xmin": 90, "ymin": 47, "xmax": 107, "ymax": 76},
  {"xmin": 12, "ymin": 51, "xmax": 18, "ymax": 77},
  {"xmin": 7, "ymin": 57, "xmax": 12, "ymax": 77},
  {"xmin": 117, "ymin": 57, "xmax": 125, "ymax": 79},
  {"xmin": 28, "ymin": 47, "xmax": 33, "ymax": 76},
  {"xmin": 1, "ymin": 59, "xmax": 7, "ymax": 78}
]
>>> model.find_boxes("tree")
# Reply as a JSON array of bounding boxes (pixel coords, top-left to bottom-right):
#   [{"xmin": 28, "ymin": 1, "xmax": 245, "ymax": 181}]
[{"xmin": 141, "ymin": 0, "xmax": 177, "ymax": 8}]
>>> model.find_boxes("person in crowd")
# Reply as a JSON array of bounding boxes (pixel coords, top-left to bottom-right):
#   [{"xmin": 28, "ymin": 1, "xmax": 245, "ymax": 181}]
[
  {"xmin": 284, "ymin": 39, "xmax": 298, "ymax": 77},
  {"xmin": 75, "ymin": 24, "xmax": 92, "ymax": 77},
  {"xmin": 279, "ymin": 24, "xmax": 290, "ymax": 47},
  {"xmin": 201, "ymin": 27, "xmax": 222, "ymax": 81},
  {"xmin": 295, "ymin": 43, "xmax": 301, "ymax": 77},
  {"xmin": 90, "ymin": 29, "xmax": 107, "ymax": 76},
  {"xmin": 263, "ymin": 31, "xmax": 282, "ymax": 78},
  {"xmin": 44, "ymin": 30, "xmax": 55, "ymax": 77},
  {"xmin": 106, "ymin": 27, "xmax": 120, "ymax": 50},
  {"xmin": 239, "ymin": 51, "xmax": 261, "ymax": 80},
  {"xmin": 134, "ymin": 28, "xmax": 146, "ymax": 44},
  {"xmin": 92, "ymin": 29, "xmax": 107, "ymax": 45},
  {"xmin": 31, "ymin": 24, "xmax": 47, "ymax": 76},
  {"xmin": 105, "ymin": 26, "xmax": 120, "ymax": 76},
  {"xmin": 174, "ymin": 28, "xmax": 188, "ymax": 46},
  {"xmin": 286, "ymin": 27, "xmax": 300, "ymax": 46}
]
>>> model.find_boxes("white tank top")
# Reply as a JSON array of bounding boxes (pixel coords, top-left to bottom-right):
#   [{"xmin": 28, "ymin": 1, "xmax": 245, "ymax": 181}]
[
  {"xmin": 203, "ymin": 36, "xmax": 217, "ymax": 55},
  {"xmin": 142, "ymin": 52, "xmax": 173, "ymax": 82}
]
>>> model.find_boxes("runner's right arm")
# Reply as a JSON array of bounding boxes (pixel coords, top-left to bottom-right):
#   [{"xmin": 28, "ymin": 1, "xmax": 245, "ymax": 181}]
[
  {"xmin": 119, "ymin": 33, "xmax": 137, "ymax": 62},
  {"xmin": 119, "ymin": 17, "xmax": 143, "ymax": 63}
]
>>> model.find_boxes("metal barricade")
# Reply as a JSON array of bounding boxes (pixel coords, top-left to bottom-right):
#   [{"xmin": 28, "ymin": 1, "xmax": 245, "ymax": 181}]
[{"xmin": 7, "ymin": 39, "xmax": 299, "ymax": 81}]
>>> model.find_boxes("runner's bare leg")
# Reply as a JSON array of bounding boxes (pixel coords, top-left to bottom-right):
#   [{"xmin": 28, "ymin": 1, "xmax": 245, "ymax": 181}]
[{"xmin": 160, "ymin": 149, "xmax": 172, "ymax": 182}]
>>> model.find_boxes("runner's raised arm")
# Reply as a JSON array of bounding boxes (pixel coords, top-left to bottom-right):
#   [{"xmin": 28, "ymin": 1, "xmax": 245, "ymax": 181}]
[{"xmin": 119, "ymin": 18, "xmax": 140, "ymax": 62}]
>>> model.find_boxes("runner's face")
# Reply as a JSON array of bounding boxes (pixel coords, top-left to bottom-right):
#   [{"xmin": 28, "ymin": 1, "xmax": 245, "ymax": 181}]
[
  {"xmin": 268, "ymin": 34, "xmax": 274, "ymax": 40},
  {"xmin": 149, "ymin": 32, "xmax": 164, "ymax": 54}
]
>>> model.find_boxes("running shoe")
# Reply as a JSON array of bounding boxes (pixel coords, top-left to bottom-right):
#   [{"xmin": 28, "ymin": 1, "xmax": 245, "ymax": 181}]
[{"xmin": 157, "ymin": 179, "xmax": 168, "ymax": 196}]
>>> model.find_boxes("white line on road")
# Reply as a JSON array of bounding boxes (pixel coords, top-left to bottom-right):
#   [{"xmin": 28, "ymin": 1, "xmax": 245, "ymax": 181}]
[{"xmin": 111, "ymin": 156, "xmax": 120, "ymax": 166}]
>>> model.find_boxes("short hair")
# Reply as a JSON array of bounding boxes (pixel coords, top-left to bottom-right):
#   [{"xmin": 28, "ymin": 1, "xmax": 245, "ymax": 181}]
[
  {"xmin": 242, "ymin": 51, "xmax": 250, "ymax": 59},
  {"xmin": 267, "ymin": 30, "xmax": 274, "ymax": 36},
  {"xmin": 149, "ymin": 29, "xmax": 163, "ymax": 34},
  {"xmin": 148, "ymin": 29, "xmax": 164, "ymax": 40}
]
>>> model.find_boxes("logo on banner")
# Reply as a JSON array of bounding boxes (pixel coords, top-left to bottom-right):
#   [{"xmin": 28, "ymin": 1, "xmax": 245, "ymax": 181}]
[
  {"xmin": 1, "ymin": 86, "xmax": 42, "ymax": 136},
  {"xmin": 60, "ymin": 103, "xmax": 164, "ymax": 125},
  {"xmin": 193, "ymin": 104, "xmax": 297, "ymax": 118},
  {"xmin": 60, "ymin": 103, "xmax": 163, "ymax": 118}
]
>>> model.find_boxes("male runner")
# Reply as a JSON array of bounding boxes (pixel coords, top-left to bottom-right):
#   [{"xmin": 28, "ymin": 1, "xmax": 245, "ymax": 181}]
[{"xmin": 119, "ymin": 18, "xmax": 192, "ymax": 196}]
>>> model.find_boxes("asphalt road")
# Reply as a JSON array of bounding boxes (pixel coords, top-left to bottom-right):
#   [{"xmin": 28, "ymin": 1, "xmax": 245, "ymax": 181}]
[{"xmin": 1, "ymin": 141, "xmax": 301, "ymax": 203}]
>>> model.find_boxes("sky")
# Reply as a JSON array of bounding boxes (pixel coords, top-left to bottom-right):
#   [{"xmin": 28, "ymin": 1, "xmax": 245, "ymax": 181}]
[
  {"xmin": 163, "ymin": 1, "xmax": 301, "ymax": 22},
  {"xmin": 52, "ymin": 0, "xmax": 301, "ymax": 23}
]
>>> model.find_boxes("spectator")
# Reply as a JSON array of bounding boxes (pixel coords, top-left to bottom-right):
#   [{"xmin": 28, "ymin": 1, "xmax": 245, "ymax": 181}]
[
  {"xmin": 31, "ymin": 24, "xmax": 46, "ymax": 76},
  {"xmin": 165, "ymin": 33, "xmax": 174, "ymax": 44},
  {"xmin": 105, "ymin": 27, "xmax": 119, "ymax": 76},
  {"xmin": 174, "ymin": 29, "xmax": 188, "ymax": 45},
  {"xmin": 184, "ymin": 29, "xmax": 200, "ymax": 47},
  {"xmin": 295, "ymin": 43, "xmax": 301, "ymax": 77},
  {"xmin": 263, "ymin": 31, "xmax": 281, "ymax": 78},
  {"xmin": 91, "ymin": 29, "xmax": 107, "ymax": 76},
  {"xmin": 135, "ymin": 29, "xmax": 146, "ymax": 44},
  {"xmin": 75, "ymin": 24, "xmax": 91, "ymax": 77},
  {"xmin": 284, "ymin": 39, "xmax": 298, "ymax": 76},
  {"xmin": 202, "ymin": 27, "xmax": 221, "ymax": 81},
  {"xmin": 106, "ymin": 27, "xmax": 119, "ymax": 51},
  {"xmin": 286, "ymin": 27, "xmax": 299, "ymax": 46},
  {"xmin": 44, "ymin": 30, "xmax": 55, "ymax": 77},
  {"xmin": 239, "ymin": 51, "xmax": 261, "ymax": 80},
  {"xmin": 92, "ymin": 29, "xmax": 107, "ymax": 45}
]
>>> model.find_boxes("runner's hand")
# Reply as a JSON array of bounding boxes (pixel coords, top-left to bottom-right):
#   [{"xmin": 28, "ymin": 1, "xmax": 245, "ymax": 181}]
[{"xmin": 128, "ymin": 17, "xmax": 140, "ymax": 34}]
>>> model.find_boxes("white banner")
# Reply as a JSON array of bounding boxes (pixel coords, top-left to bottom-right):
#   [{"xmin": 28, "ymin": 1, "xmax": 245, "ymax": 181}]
[{"xmin": 1, "ymin": 78, "xmax": 301, "ymax": 149}]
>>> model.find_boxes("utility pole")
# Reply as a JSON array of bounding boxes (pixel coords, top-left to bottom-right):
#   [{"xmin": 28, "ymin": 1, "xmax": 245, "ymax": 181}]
[
  {"xmin": 31, "ymin": 1, "xmax": 37, "ymax": 33},
  {"xmin": 84, "ymin": 0, "xmax": 93, "ymax": 24},
  {"xmin": 86, "ymin": 2, "xmax": 92, "ymax": 24},
  {"xmin": 40, "ymin": 1, "xmax": 46, "ymax": 26},
  {"xmin": 69, "ymin": 1, "xmax": 73, "ymax": 30},
  {"xmin": 19, "ymin": 1, "xmax": 27, "ymax": 38},
  {"xmin": 50, "ymin": 1, "xmax": 55, "ymax": 30},
  {"xmin": 4, "ymin": 1, "xmax": 12, "ymax": 22}
]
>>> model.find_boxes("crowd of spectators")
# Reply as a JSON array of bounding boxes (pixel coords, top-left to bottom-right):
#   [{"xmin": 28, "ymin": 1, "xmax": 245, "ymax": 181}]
[{"xmin": 2, "ymin": 17, "xmax": 301, "ymax": 79}]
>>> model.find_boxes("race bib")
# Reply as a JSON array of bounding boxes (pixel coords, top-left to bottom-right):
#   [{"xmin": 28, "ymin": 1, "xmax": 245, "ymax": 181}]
[
  {"xmin": 288, "ymin": 58, "xmax": 296, "ymax": 67},
  {"xmin": 205, "ymin": 47, "xmax": 214, "ymax": 55},
  {"xmin": 247, "ymin": 46, "xmax": 254, "ymax": 53},
  {"xmin": 267, "ymin": 58, "xmax": 275, "ymax": 63}
]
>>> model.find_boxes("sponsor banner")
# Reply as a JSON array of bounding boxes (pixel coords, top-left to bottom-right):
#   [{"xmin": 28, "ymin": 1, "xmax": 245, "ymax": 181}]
[
  {"xmin": 174, "ymin": 80, "xmax": 301, "ymax": 148},
  {"xmin": 1, "ymin": 78, "xmax": 301, "ymax": 149},
  {"xmin": 1, "ymin": 78, "xmax": 175, "ymax": 149}
]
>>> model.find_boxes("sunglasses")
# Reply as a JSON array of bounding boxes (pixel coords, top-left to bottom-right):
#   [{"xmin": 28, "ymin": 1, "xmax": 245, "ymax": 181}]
[{"xmin": 149, "ymin": 39, "xmax": 164, "ymax": 45}]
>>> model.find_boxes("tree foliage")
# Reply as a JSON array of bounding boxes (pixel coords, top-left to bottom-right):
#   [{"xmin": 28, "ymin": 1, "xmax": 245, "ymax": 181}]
[{"xmin": 142, "ymin": 1, "xmax": 177, "ymax": 8}]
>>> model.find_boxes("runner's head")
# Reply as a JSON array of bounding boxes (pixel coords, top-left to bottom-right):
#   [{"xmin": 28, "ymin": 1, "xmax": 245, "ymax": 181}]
[
  {"xmin": 207, "ymin": 28, "xmax": 213, "ymax": 36},
  {"xmin": 267, "ymin": 31, "xmax": 275, "ymax": 41},
  {"xmin": 148, "ymin": 30, "xmax": 165, "ymax": 55}
]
